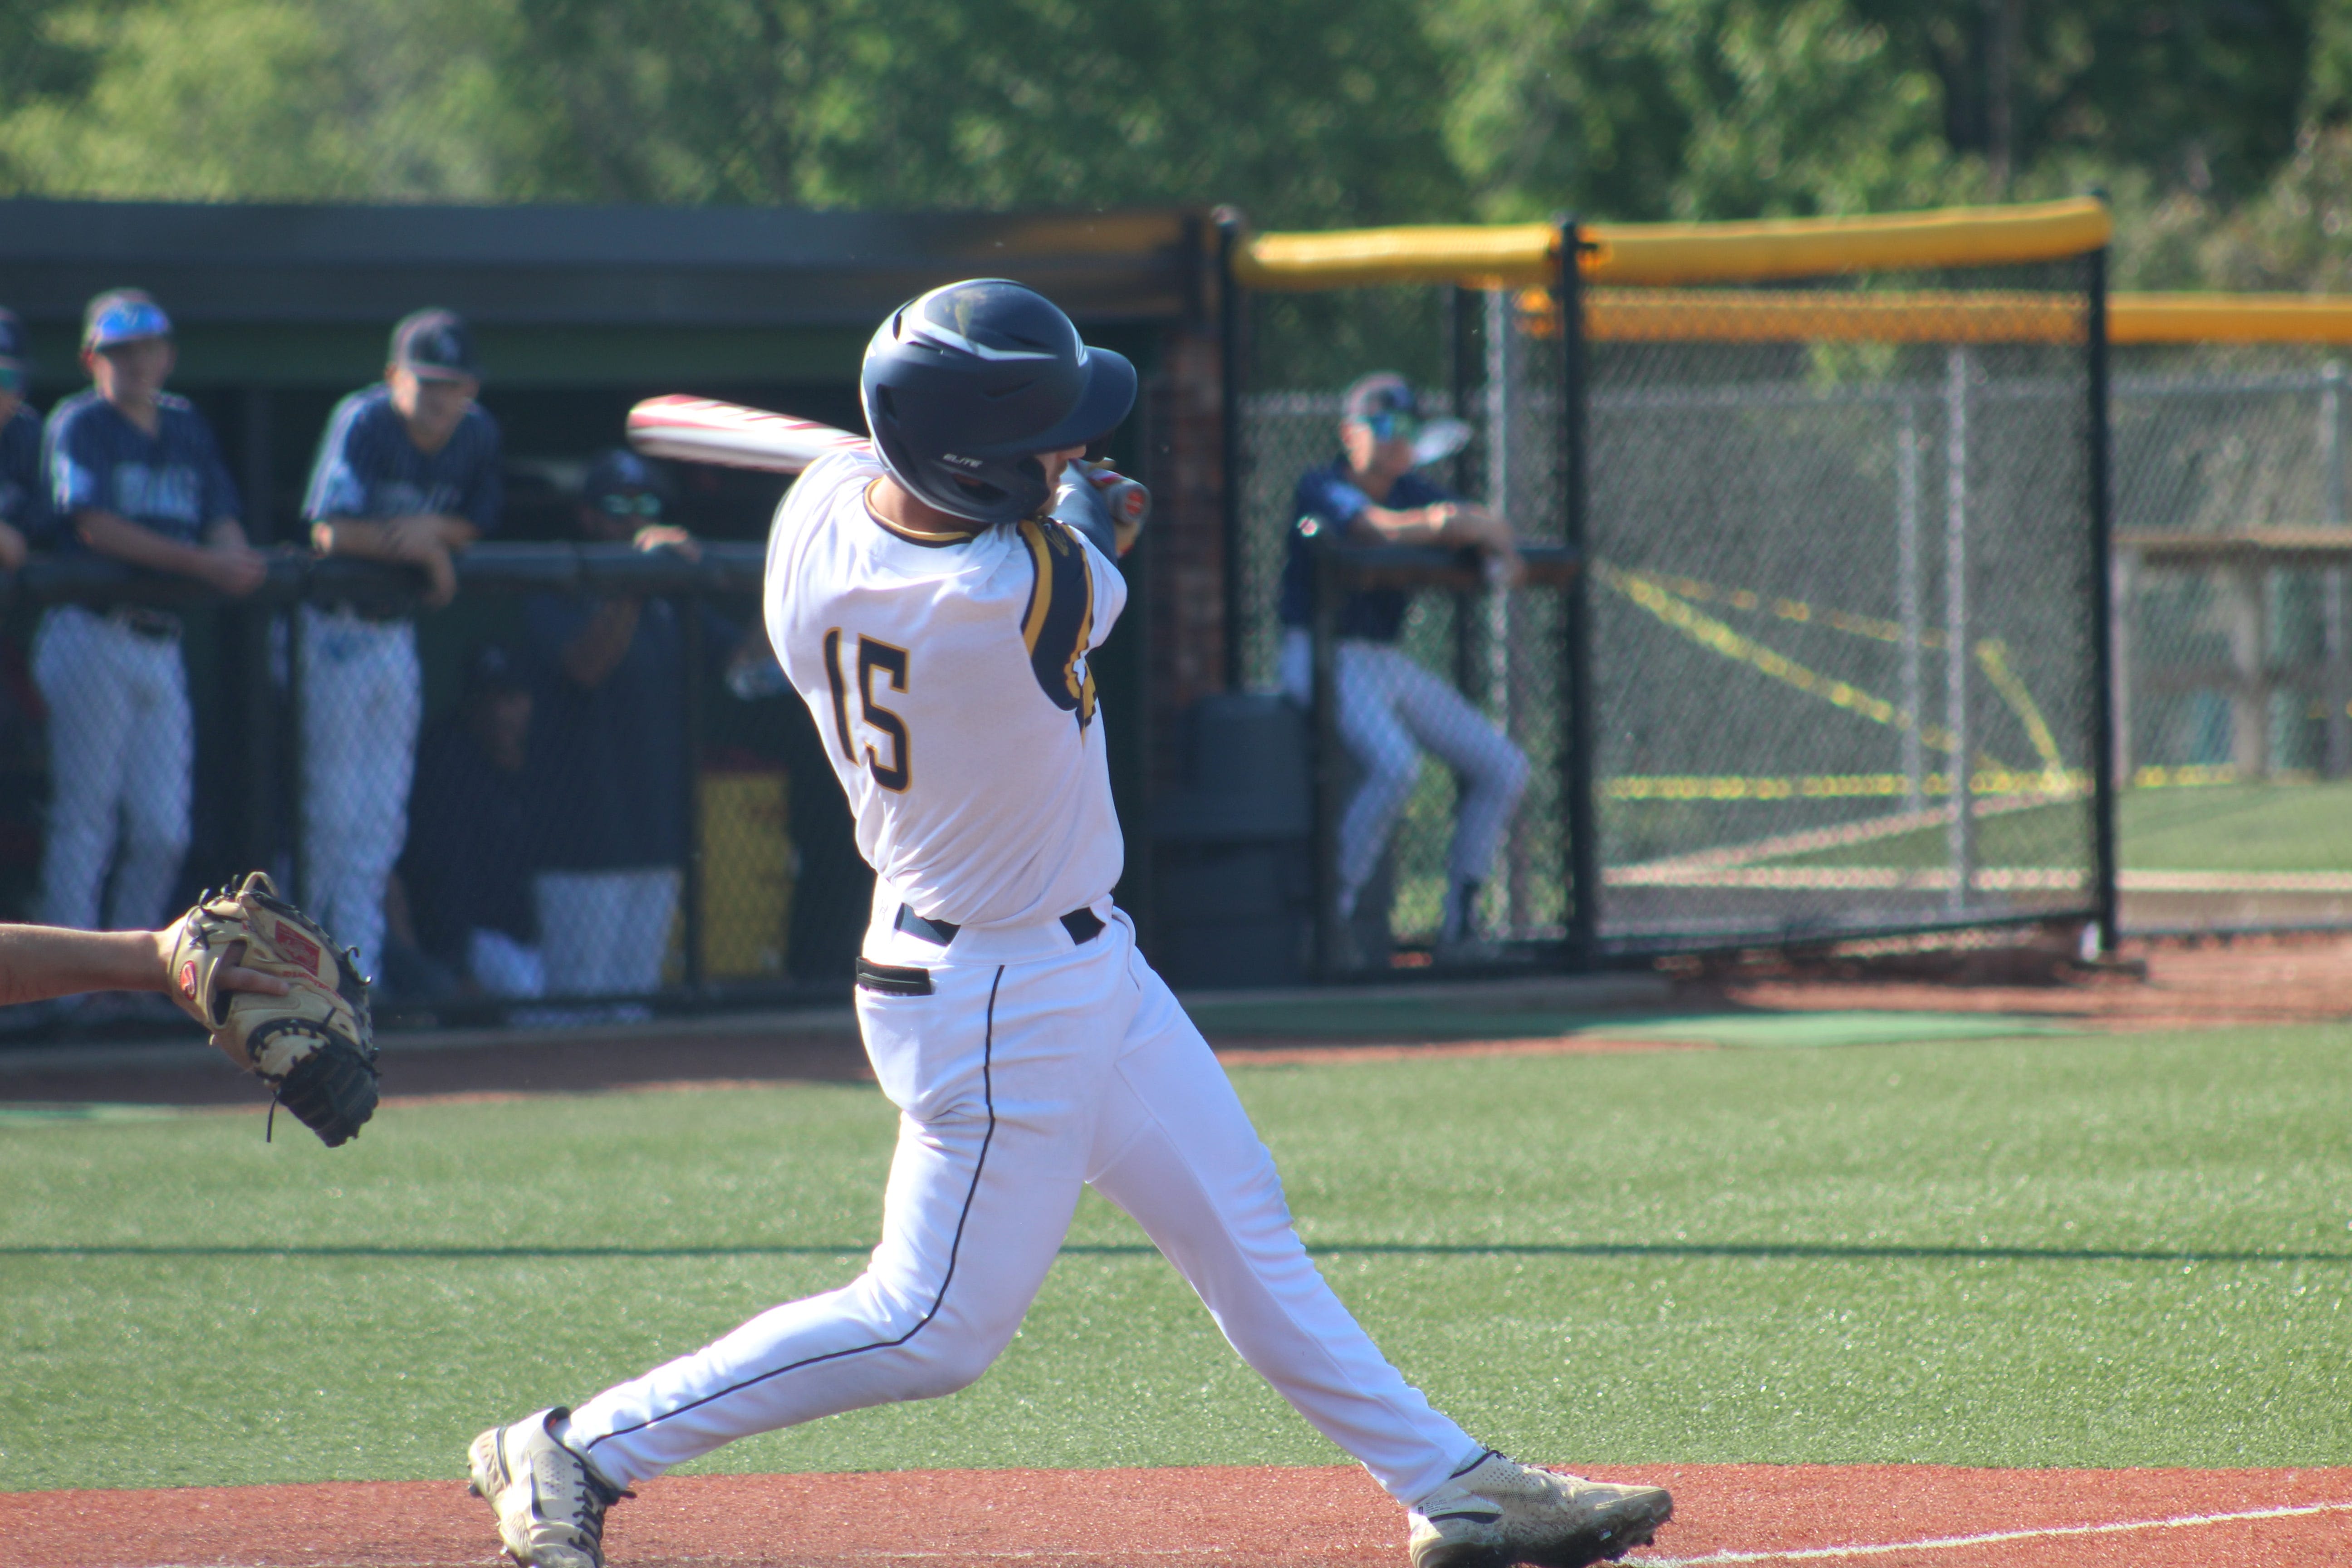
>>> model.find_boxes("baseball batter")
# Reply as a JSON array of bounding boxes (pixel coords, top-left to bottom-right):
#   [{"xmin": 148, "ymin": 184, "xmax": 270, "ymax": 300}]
[{"xmin": 468, "ymin": 281, "xmax": 1670, "ymax": 1568}]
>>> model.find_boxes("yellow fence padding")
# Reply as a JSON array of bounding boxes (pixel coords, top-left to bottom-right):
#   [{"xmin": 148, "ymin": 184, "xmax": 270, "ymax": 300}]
[
  {"xmin": 1579, "ymin": 289, "xmax": 2084, "ymax": 343},
  {"xmin": 1234, "ymin": 197, "xmax": 2110, "ymax": 291},
  {"xmin": 2109, "ymin": 294, "xmax": 2352, "ymax": 344},
  {"xmin": 1236, "ymin": 223, "xmax": 1558, "ymax": 290}
]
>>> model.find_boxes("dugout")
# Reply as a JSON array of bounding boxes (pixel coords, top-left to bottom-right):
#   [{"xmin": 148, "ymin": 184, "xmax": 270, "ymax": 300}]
[{"xmin": 0, "ymin": 200, "xmax": 1228, "ymax": 1009}]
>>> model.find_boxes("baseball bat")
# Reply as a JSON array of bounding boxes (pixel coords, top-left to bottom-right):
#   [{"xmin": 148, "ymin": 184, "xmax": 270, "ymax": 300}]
[
  {"xmin": 628, "ymin": 392, "xmax": 1150, "ymax": 554},
  {"xmin": 626, "ymin": 395, "xmax": 869, "ymax": 474}
]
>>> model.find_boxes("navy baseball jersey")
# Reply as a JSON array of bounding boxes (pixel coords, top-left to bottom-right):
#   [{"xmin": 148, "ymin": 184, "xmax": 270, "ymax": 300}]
[
  {"xmin": 41, "ymin": 390, "xmax": 240, "ymax": 550},
  {"xmin": 302, "ymin": 383, "xmax": 502, "ymax": 532},
  {"xmin": 0, "ymin": 402, "xmax": 41, "ymax": 539},
  {"xmin": 1276, "ymin": 456, "xmax": 1452, "ymax": 643}
]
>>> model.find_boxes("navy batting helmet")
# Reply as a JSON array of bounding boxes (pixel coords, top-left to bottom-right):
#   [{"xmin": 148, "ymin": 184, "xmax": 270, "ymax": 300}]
[{"xmin": 860, "ymin": 279, "xmax": 1136, "ymax": 527}]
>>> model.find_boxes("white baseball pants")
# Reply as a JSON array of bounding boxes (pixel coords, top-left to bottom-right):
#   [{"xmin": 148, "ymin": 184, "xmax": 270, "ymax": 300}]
[
  {"xmin": 533, "ymin": 867, "xmax": 681, "ymax": 997},
  {"xmin": 298, "ymin": 607, "xmax": 421, "ymax": 980},
  {"xmin": 32, "ymin": 607, "xmax": 192, "ymax": 932},
  {"xmin": 1279, "ymin": 629, "xmax": 1529, "ymax": 908},
  {"xmin": 562, "ymin": 900, "xmax": 1480, "ymax": 1505},
  {"xmin": 466, "ymin": 926, "xmax": 547, "ymax": 999}
]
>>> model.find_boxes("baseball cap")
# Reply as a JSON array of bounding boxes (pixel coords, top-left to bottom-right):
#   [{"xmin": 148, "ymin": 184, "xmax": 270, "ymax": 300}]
[
  {"xmin": 1342, "ymin": 372, "xmax": 1419, "ymax": 422},
  {"xmin": 389, "ymin": 308, "xmax": 480, "ymax": 381},
  {"xmin": 83, "ymin": 289, "xmax": 172, "ymax": 351},
  {"xmin": 581, "ymin": 448, "xmax": 670, "ymax": 510}
]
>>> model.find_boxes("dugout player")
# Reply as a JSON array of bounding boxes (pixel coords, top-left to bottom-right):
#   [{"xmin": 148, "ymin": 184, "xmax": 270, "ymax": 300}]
[
  {"xmin": 466, "ymin": 282, "xmax": 1671, "ymax": 1568},
  {"xmin": 522, "ymin": 450, "xmax": 752, "ymax": 1003},
  {"xmin": 1277, "ymin": 374, "xmax": 1529, "ymax": 960},
  {"xmin": 0, "ymin": 309, "xmax": 40, "ymax": 570},
  {"xmin": 300, "ymin": 308, "xmax": 501, "ymax": 987},
  {"xmin": 402, "ymin": 642, "xmax": 542, "ymax": 998},
  {"xmin": 34, "ymin": 289, "xmax": 266, "ymax": 938}
]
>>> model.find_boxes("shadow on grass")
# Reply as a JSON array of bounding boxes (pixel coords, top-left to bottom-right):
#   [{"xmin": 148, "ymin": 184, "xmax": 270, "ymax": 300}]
[{"xmin": 5, "ymin": 1240, "xmax": 2347, "ymax": 1264}]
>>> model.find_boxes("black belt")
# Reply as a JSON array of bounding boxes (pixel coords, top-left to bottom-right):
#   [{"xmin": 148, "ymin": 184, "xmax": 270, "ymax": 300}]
[
  {"xmin": 106, "ymin": 607, "xmax": 183, "ymax": 641},
  {"xmin": 893, "ymin": 902, "xmax": 1104, "ymax": 948}
]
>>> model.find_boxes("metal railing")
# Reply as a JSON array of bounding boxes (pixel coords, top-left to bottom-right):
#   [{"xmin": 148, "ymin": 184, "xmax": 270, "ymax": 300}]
[{"xmin": 0, "ymin": 542, "xmax": 874, "ymax": 1028}]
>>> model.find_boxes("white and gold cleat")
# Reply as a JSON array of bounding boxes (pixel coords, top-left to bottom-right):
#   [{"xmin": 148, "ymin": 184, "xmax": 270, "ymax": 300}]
[
  {"xmin": 467, "ymin": 1407, "xmax": 631, "ymax": 1568},
  {"xmin": 1407, "ymin": 1450, "xmax": 1671, "ymax": 1568}
]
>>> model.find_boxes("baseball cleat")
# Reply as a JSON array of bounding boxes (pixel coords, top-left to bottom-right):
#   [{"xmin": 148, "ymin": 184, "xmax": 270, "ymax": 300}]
[
  {"xmin": 1407, "ymin": 1450, "xmax": 1671, "ymax": 1568},
  {"xmin": 467, "ymin": 1406, "xmax": 631, "ymax": 1568}
]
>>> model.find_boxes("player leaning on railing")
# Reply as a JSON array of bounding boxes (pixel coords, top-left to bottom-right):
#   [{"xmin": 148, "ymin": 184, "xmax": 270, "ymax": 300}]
[
  {"xmin": 299, "ymin": 309, "xmax": 504, "ymax": 990},
  {"xmin": 464, "ymin": 280, "xmax": 1670, "ymax": 1568},
  {"xmin": 31, "ymin": 290, "xmax": 266, "ymax": 950},
  {"xmin": 1277, "ymin": 373, "xmax": 1530, "ymax": 964}
]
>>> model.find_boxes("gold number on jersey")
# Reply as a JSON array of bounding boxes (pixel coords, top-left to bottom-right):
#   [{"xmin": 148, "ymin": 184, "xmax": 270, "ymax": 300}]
[
  {"xmin": 844, "ymin": 634, "xmax": 912, "ymax": 792},
  {"xmin": 821, "ymin": 629, "xmax": 856, "ymax": 763}
]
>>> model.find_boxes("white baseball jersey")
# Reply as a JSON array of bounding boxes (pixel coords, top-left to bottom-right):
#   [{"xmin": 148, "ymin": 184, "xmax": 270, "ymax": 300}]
[{"xmin": 765, "ymin": 449, "xmax": 1125, "ymax": 929}]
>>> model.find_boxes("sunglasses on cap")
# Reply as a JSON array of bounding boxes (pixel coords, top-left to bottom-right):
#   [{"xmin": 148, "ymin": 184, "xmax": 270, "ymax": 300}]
[
  {"xmin": 87, "ymin": 299, "xmax": 172, "ymax": 349},
  {"xmin": 596, "ymin": 491, "xmax": 664, "ymax": 519},
  {"xmin": 1357, "ymin": 411, "xmax": 1421, "ymax": 442}
]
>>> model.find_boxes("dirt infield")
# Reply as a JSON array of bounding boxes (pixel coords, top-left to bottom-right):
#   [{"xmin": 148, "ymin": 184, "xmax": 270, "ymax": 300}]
[
  {"xmin": 1695, "ymin": 928, "xmax": 2352, "ymax": 1030},
  {"xmin": 5, "ymin": 1463, "xmax": 2347, "ymax": 1568}
]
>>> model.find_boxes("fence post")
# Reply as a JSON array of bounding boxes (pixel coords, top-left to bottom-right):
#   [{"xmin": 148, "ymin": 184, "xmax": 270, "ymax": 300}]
[
  {"xmin": 1484, "ymin": 285, "xmax": 1533, "ymax": 936},
  {"xmin": 1217, "ymin": 211, "xmax": 1246, "ymax": 695},
  {"xmin": 1448, "ymin": 284, "xmax": 1479, "ymax": 699},
  {"xmin": 681, "ymin": 598, "xmax": 707, "ymax": 993},
  {"xmin": 237, "ymin": 387, "xmax": 279, "ymax": 877},
  {"xmin": 1309, "ymin": 544, "xmax": 1342, "ymax": 978},
  {"xmin": 2087, "ymin": 245, "xmax": 2120, "ymax": 954},
  {"xmin": 1556, "ymin": 217, "xmax": 1597, "ymax": 968},
  {"xmin": 1944, "ymin": 345, "xmax": 1975, "ymax": 913},
  {"xmin": 1896, "ymin": 398, "xmax": 1926, "ymax": 816},
  {"xmin": 2322, "ymin": 360, "xmax": 2349, "ymax": 778}
]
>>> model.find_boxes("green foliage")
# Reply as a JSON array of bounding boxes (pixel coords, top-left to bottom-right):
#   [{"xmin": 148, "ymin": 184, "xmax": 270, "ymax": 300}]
[
  {"xmin": 1, "ymin": 0, "xmax": 2350, "ymax": 284},
  {"xmin": 0, "ymin": 0, "xmax": 543, "ymax": 200}
]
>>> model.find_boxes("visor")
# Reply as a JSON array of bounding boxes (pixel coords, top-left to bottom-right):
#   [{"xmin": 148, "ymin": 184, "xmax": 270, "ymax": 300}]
[{"xmin": 85, "ymin": 294, "xmax": 172, "ymax": 350}]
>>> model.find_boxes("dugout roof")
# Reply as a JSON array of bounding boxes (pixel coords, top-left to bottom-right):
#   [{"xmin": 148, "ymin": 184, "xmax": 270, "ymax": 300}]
[{"xmin": 0, "ymin": 199, "xmax": 1210, "ymax": 387}]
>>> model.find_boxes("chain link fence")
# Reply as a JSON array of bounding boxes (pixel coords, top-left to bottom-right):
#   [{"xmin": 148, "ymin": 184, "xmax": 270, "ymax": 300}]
[
  {"xmin": 2110, "ymin": 347, "xmax": 2352, "ymax": 933},
  {"xmin": 0, "ymin": 545, "xmax": 873, "ymax": 1036},
  {"xmin": 1587, "ymin": 268, "xmax": 2105, "ymax": 952},
  {"xmin": 1230, "ymin": 259, "xmax": 2111, "ymax": 972}
]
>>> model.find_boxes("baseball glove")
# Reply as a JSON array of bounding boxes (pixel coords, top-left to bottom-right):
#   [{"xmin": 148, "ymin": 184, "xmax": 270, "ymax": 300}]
[{"xmin": 166, "ymin": 871, "xmax": 378, "ymax": 1147}]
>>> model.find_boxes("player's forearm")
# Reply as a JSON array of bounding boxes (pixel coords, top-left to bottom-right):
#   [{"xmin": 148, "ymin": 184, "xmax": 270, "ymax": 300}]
[
  {"xmin": 0, "ymin": 926, "xmax": 165, "ymax": 1006},
  {"xmin": 311, "ymin": 514, "xmax": 474, "ymax": 555},
  {"xmin": 309, "ymin": 517, "xmax": 401, "ymax": 558},
  {"xmin": 1348, "ymin": 504, "xmax": 1451, "ymax": 546},
  {"xmin": 74, "ymin": 510, "xmax": 224, "ymax": 579}
]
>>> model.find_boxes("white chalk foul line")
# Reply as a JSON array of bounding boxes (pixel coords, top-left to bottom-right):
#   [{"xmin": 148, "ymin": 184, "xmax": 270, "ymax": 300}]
[{"xmin": 1640, "ymin": 1497, "xmax": 2352, "ymax": 1564}]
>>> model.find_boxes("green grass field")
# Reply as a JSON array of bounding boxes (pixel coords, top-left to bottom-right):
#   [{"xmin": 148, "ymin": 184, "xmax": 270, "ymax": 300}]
[
  {"xmin": 4, "ymin": 1025, "xmax": 2349, "ymax": 1494},
  {"xmin": 1772, "ymin": 780, "xmax": 2352, "ymax": 872}
]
